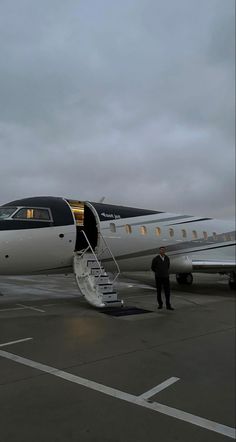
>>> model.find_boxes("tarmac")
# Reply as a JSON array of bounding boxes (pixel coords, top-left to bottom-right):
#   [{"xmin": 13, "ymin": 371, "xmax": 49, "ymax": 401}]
[{"xmin": 0, "ymin": 272, "xmax": 235, "ymax": 442}]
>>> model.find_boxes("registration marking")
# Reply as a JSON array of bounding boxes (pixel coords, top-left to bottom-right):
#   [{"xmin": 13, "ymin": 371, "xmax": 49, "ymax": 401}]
[{"xmin": 0, "ymin": 349, "xmax": 235, "ymax": 439}]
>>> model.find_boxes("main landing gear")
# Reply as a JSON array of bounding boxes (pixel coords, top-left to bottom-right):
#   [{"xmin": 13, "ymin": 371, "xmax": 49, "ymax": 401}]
[
  {"xmin": 176, "ymin": 273, "xmax": 193, "ymax": 285},
  {"xmin": 229, "ymin": 272, "xmax": 236, "ymax": 290}
]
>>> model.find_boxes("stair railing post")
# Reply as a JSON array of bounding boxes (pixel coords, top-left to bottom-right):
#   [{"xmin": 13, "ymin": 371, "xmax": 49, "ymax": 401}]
[
  {"xmin": 98, "ymin": 232, "xmax": 120, "ymax": 283},
  {"xmin": 80, "ymin": 230, "xmax": 103, "ymax": 280}
]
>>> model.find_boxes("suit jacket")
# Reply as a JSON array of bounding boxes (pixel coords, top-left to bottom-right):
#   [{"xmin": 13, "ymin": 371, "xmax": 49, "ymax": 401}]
[{"xmin": 151, "ymin": 255, "xmax": 170, "ymax": 278}]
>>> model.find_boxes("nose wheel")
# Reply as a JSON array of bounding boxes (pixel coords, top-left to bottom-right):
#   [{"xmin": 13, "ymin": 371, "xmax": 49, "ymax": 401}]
[{"xmin": 176, "ymin": 273, "xmax": 193, "ymax": 285}]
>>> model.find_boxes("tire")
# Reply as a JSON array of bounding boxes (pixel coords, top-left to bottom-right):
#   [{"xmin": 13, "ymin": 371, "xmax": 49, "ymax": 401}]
[
  {"xmin": 176, "ymin": 273, "xmax": 193, "ymax": 285},
  {"xmin": 185, "ymin": 273, "xmax": 193, "ymax": 285},
  {"xmin": 229, "ymin": 281, "xmax": 236, "ymax": 290}
]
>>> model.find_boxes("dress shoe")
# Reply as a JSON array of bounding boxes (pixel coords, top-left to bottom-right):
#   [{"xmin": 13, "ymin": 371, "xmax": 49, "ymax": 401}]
[{"xmin": 166, "ymin": 305, "xmax": 174, "ymax": 310}]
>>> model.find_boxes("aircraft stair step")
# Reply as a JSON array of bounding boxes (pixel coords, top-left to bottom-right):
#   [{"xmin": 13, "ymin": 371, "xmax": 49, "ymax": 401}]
[
  {"xmin": 103, "ymin": 299, "xmax": 123, "ymax": 307},
  {"xmin": 87, "ymin": 260, "xmax": 102, "ymax": 269},
  {"xmin": 90, "ymin": 268, "xmax": 105, "ymax": 276},
  {"xmin": 97, "ymin": 283, "xmax": 113, "ymax": 292},
  {"xmin": 94, "ymin": 275, "xmax": 109, "ymax": 283},
  {"xmin": 73, "ymin": 248, "xmax": 122, "ymax": 309},
  {"xmin": 102, "ymin": 292, "xmax": 118, "ymax": 301}
]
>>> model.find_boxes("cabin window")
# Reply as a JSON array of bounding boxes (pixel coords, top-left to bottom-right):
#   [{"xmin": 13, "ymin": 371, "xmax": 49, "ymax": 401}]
[
  {"xmin": 139, "ymin": 226, "xmax": 147, "ymax": 235},
  {"xmin": 110, "ymin": 223, "xmax": 116, "ymax": 233},
  {"xmin": 212, "ymin": 232, "xmax": 217, "ymax": 241},
  {"xmin": 192, "ymin": 230, "xmax": 198, "ymax": 239},
  {"xmin": 155, "ymin": 227, "xmax": 161, "ymax": 236},
  {"xmin": 203, "ymin": 231, "xmax": 208, "ymax": 240},
  {"xmin": 0, "ymin": 207, "xmax": 17, "ymax": 219},
  {"xmin": 125, "ymin": 224, "xmax": 132, "ymax": 234},
  {"xmin": 182, "ymin": 229, "xmax": 187, "ymax": 238},
  {"xmin": 169, "ymin": 228, "xmax": 174, "ymax": 238},
  {"xmin": 13, "ymin": 208, "xmax": 51, "ymax": 221}
]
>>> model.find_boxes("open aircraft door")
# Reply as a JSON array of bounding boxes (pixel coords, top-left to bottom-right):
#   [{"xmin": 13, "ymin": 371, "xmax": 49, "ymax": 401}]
[{"xmin": 67, "ymin": 200, "xmax": 100, "ymax": 252}]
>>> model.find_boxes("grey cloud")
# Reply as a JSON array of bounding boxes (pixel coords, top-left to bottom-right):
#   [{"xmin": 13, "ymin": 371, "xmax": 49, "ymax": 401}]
[{"xmin": 0, "ymin": 0, "xmax": 235, "ymax": 220}]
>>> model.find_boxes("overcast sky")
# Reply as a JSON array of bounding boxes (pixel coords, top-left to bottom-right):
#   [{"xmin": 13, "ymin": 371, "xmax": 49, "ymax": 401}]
[{"xmin": 0, "ymin": 0, "xmax": 235, "ymax": 219}]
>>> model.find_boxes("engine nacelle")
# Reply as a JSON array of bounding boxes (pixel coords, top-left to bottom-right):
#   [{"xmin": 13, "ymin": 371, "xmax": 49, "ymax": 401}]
[{"xmin": 170, "ymin": 255, "xmax": 193, "ymax": 274}]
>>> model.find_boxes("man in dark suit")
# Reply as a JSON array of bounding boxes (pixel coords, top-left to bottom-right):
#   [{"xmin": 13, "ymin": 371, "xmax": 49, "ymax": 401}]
[{"xmin": 151, "ymin": 246, "xmax": 174, "ymax": 310}]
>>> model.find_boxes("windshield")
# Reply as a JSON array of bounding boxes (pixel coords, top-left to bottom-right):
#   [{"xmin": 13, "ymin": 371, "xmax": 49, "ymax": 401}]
[
  {"xmin": 13, "ymin": 207, "xmax": 51, "ymax": 221},
  {"xmin": 0, "ymin": 207, "xmax": 17, "ymax": 219}
]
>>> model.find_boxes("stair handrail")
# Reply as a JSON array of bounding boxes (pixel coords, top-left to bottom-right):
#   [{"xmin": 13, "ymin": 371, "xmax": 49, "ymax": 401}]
[
  {"xmin": 97, "ymin": 231, "xmax": 120, "ymax": 283},
  {"xmin": 78, "ymin": 245, "xmax": 90, "ymax": 258},
  {"xmin": 80, "ymin": 230, "xmax": 104, "ymax": 277}
]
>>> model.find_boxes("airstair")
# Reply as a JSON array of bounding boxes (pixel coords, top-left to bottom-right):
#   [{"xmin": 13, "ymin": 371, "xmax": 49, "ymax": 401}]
[{"xmin": 73, "ymin": 230, "xmax": 123, "ymax": 308}]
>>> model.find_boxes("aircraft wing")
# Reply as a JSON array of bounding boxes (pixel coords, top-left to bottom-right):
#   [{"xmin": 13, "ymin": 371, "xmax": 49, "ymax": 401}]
[{"xmin": 192, "ymin": 260, "xmax": 236, "ymax": 273}]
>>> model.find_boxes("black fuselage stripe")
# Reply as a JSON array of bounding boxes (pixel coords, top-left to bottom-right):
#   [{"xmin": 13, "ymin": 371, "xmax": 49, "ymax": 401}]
[
  {"xmin": 107, "ymin": 242, "xmax": 236, "ymax": 262},
  {"xmin": 170, "ymin": 218, "xmax": 212, "ymax": 225},
  {"xmin": 170, "ymin": 243, "xmax": 236, "ymax": 256}
]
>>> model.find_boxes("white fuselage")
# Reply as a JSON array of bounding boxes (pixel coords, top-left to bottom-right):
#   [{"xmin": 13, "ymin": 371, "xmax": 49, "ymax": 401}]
[
  {"xmin": 0, "ymin": 197, "xmax": 235, "ymax": 276},
  {"xmin": 98, "ymin": 213, "xmax": 235, "ymax": 273},
  {"xmin": 0, "ymin": 225, "xmax": 76, "ymax": 275}
]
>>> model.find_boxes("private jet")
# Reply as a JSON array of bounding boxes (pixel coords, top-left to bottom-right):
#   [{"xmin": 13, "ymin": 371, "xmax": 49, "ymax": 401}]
[{"xmin": 0, "ymin": 196, "xmax": 235, "ymax": 307}]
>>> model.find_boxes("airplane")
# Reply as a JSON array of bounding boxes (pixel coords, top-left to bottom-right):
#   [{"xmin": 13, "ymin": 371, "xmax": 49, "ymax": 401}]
[{"xmin": 0, "ymin": 196, "xmax": 235, "ymax": 308}]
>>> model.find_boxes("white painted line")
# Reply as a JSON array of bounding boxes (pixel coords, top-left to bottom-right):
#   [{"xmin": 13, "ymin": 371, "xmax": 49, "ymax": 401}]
[
  {"xmin": 0, "ymin": 338, "xmax": 33, "ymax": 347},
  {"xmin": 16, "ymin": 304, "xmax": 45, "ymax": 313},
  {"xmin": 139, "ymin": 377, "xmax": 180, "ymax": 400},
  {"xmin": 0, "ymin": 307, "xmax": 26, "ymax": 312},
  {"xmin": 0, "ymin": 350, "xmax": 235, "ymax": 439}
]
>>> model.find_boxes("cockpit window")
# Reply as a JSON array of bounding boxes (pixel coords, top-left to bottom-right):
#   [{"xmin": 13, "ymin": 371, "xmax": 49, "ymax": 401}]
[
  {"xmin": 0, "ymin": 207, "xmax": 17, "ymax": 219},
  {"xmin": 13, "ymin": 207, "xmax": 51, "ymax": 221}
]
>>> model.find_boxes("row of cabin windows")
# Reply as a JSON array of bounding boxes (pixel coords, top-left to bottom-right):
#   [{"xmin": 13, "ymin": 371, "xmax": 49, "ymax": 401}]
[{"xmin": 110, "ymin": 223, "xmax": 232, "ymax": 241}]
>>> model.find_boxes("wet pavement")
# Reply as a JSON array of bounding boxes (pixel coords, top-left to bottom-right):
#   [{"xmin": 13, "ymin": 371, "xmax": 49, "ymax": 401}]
[{"xmin": 0, "ymin": 273, "xmax": 235, "ymax": 442}]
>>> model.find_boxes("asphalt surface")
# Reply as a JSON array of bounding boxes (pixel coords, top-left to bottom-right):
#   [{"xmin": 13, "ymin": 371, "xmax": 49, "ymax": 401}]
[{"xmin": 0, "ymin": 273, "xmax": 235, "ymax": 442}]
